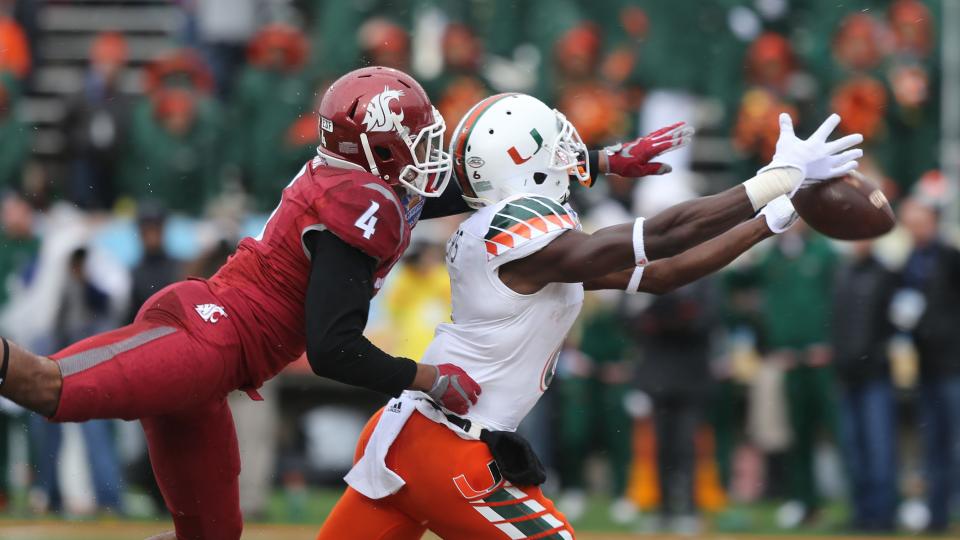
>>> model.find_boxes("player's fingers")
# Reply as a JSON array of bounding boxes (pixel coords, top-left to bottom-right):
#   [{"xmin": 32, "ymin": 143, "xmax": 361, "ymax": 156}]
[
  {"xmin": 811, "ymin": 113, "xmax": 841, "ymax": 141},
  {"xmin": 650, "ymin": 130, "xmax": 694, "ymax": 155},
  {"xmin": 643, "ymin": 162, "xmax": 673, "ymax": 176},
  {"xmin": 829, "ymin": 160, "xmax": 859, "ymax": 177},
  {"xmin": 670, "ymin": 127, "xmax": 695, "ymax": 147},
  {"xmin": 778, "ymin": 113, "xmax": 796, "ymax": 137},
  {"xmin": 657, "ymin": 125, "xmax": 695, "ymax": 145},
  {"xmin": 829, "ymin": 148, "xmax": 864, "ymax": 166},
  {"xmin": 646, "ymin": 121, "xmax": 685, "ymax": 138},
  {"xmin": 824, "ymin": 133, "xmax": 864, "ymax": 154},
  {"xmin": 659, "ymin": 122, "xmax": 692, "ymax": 141}
]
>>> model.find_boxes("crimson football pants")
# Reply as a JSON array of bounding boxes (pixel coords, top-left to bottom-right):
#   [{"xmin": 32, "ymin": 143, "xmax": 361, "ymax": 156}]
[{"xmin": 49, "ymin": 280, "xmax": 248, "ymax": 540}]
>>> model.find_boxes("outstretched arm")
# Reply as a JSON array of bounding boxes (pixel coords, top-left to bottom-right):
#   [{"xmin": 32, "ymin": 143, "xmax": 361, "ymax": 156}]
[
  {"xmin": 584, "ymin": 196, "xmax": 797, "ymax": 294},
  {"xmin": 585, "ymin": 215, "xmax": 771, "ymax": 294},
  {"xmin": 642, "ymin": 113, "xmax": 862, "ymax": 258},
  {"xmin": 498, "ymin": 175, "xmax": 792, "ymax": 294},
  {"xmin": 498, "ymin": 114, "xmax": 862, "ymax": 294},
  {"xmin": 642, "ymin": 184, "xmax": 757, "ymax": 259}
]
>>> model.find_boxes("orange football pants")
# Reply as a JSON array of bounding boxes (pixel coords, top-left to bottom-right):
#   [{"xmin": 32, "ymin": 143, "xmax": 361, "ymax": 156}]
[{"xmin": 317, "ymin": 408, "xmax": 575, "ymax": 540}]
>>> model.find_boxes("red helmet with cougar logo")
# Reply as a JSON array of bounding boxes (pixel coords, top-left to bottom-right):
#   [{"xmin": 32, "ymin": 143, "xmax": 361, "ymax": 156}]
[{"xmin": 317, "ymin": 66, "xmax": 451, "ymax": 197}]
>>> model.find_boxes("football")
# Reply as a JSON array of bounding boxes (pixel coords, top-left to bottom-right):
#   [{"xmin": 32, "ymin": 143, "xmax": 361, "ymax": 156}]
[{"xmin": 791, "ymin": 171, "xmax": 896, "ymax": 240}]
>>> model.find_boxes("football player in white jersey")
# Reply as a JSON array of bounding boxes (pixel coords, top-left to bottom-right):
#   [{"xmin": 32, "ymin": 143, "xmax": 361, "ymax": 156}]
[{"xmin": 316, "ymin": 94, "xmax": 862, "ymax": 540}]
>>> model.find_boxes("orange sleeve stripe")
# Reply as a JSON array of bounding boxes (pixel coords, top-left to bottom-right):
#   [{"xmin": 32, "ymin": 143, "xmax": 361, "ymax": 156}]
[
  {"xmin": 486, "ymin": 214, "xmax": 576, "ymax": 252},
  {"xmin": 453, "ymin": 93, "xmax": 515, "ymax": 185}
]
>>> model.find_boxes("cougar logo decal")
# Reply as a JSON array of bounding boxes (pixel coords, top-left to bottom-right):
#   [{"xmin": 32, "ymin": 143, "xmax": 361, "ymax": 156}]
[
  {"xmin": 195, "ymin": 304, "xmax": 227, "ymax": 324},
  {"xmin": 362, "ymin": 87, "xmax": 405, "ymax": 133}
]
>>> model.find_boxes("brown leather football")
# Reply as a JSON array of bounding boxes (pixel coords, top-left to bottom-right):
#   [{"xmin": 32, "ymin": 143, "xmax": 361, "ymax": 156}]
[{"xmin": 791, "ymin": 171, "xmax": 895, "ymax": 240}]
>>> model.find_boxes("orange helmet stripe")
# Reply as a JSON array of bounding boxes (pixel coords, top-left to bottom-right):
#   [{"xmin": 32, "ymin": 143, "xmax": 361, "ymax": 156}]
[{"xmin": 453, "ymin": 93, "xmax": 516, "ymax": 196}]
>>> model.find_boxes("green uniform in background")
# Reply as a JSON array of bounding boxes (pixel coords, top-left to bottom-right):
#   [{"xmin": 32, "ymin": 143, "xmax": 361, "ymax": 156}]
[
  {"xmin": 757, "ymin": 233, "xmax": 839, "ymax": 514},
  {"xmin": 308, "ymin": 0, "xmax": 416, "ymax": 80},
  {"xmin": 758, "ymin": 234, "xmax": 836, "ymax": 350},
  {"xmin": 0, "ymin": 228, "xmax": 39, "ymax": 501},
  {"xmin": 0, "ymin": 230, "xmax": 38, "ymax": 307},
  {"xmin": 227, "ymin": 67, "xmax": 314, "ymax": 211},
  {"xmin": 119, "ymin": 98, "xmax": 223, "ymax": 216},
  {"xmin": 559, "ymin": 307, "xmax": 633, "ymax": 498},
  {"xmin": 0, "ymin": 73, "xmax": 29, "ymax": 193},
  {"xmin": 795, "ymin": 0, "xmax": 942, "ymax": 190}
]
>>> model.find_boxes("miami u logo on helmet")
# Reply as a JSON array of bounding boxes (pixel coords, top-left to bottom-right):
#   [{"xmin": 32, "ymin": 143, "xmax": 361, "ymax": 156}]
[
  {"xmin": 507, "ymin": 129, "xmax": 544, "ymax": 164},
  {"xmin": 363, "ymin": 87, "xmax": 406, "ymax": 133}
]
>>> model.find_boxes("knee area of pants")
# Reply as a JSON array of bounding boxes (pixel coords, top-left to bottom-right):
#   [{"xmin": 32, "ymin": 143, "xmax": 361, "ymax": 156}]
[{"xmin": 172, "ymin": 514, "xmax": 243, "ymax": 540}]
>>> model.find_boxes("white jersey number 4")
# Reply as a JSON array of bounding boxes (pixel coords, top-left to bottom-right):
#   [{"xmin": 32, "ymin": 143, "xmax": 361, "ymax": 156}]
[{"xmin": 355, "ymin": 200, "xmax": 380, "ymax": 239}]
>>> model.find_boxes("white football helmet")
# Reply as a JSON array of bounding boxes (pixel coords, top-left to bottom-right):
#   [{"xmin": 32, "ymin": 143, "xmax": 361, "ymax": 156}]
[{"xmin": 449, "ymin": 93, "xmax": 588, "ymax": 209}]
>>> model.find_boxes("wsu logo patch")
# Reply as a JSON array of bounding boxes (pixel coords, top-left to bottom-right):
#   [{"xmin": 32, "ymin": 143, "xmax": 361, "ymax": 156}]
[
  {"xmin": 195, "ymin": 303, "xmax": 227, "ymax": 324},
  {"xmin": 362, "ymin": 87, "xmax": 405, "ymax": 133}
]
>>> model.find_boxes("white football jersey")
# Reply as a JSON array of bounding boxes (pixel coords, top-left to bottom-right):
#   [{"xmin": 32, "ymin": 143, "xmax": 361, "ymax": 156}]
[{"xmin": 420, "ymin": 194, "xmax": 585, "ymax": 431}]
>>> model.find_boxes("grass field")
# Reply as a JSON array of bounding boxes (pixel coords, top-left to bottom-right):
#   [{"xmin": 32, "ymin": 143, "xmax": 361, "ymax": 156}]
[
  {"xmin": 1, "ymin": 490, "xmax": 953, "ymax": 539},
  {"xmin": 0, "ymin": 521, "xmax": 927, "ymax": 540}
]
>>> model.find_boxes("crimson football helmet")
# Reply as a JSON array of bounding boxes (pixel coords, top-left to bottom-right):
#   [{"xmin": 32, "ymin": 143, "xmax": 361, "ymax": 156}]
[{"xmin": 317, "ymin": 66, "xmax": 451, "ymax": 197}]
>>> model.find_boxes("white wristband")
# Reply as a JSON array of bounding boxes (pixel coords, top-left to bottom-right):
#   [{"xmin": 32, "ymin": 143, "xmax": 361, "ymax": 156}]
[
  {"xmin": 626, "ymin": 266, "xmax": 645, "ymax": 294},
  {"xmin": 632, "ymin": 217, "xmax": 647, "ymax": 266},
  {"xmin": 741, "ymin": 167, "xmax": 803, "ymax": 210}
]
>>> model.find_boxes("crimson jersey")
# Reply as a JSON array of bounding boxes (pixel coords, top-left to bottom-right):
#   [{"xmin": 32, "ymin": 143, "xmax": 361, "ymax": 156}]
[{"xmin": 209, "ymin": 156, "xmax": 412, "ymax": 387}]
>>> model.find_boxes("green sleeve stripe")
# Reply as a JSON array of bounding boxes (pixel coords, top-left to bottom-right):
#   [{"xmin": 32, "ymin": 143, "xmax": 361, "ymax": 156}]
[
  {"xmin": 507, "ymin": 513, "xmax": 563, "ymax": 536},
  {"xmin": 524, "ymin": 195, "xmax": 566, "ymax": 216},
  {"xmin": 485, "ymin": 197, "xmax": 570, "ymax": 240},
  {"xmin": 479, "ymin": 488, "xmax": 518, "ymax": 504}
]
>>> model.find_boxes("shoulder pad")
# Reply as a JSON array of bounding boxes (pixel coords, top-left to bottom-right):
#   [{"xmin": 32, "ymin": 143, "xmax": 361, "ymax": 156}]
[
  {"xmin": 311, "ymin": 170, "xmax": 408, "ymax": 265},
  {"xmin": 483, "ymin": 195, "xmax": 578, "ymax": 260}
]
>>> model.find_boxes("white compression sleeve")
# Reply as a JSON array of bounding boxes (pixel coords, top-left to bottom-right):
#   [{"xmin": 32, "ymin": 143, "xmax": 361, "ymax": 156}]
[{"xmin": 741, "ymin": 167, "xmax": 804, "ymax": 211}]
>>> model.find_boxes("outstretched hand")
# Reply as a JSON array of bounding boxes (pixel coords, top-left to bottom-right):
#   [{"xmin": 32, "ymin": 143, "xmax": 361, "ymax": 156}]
[
  {"xmin": 760, "ymin": 113, "xmax": 863, "ymax": 193},
  {"xmin": 603, "ymin": 122, "xmax": 695, "ymax": 177}
]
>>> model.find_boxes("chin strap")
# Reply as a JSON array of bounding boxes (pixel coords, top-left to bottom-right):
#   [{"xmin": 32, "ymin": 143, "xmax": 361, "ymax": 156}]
[
  {"xmin": 359, "ymin": 133, "xmax": 381, "ymax": 177},
  {"xmin": 0, "ymin": 337, "xmax": 9, "ymax": 388}
]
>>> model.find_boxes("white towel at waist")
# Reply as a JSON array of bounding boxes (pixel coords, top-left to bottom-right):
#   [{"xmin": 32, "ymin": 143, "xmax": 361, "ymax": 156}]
[{"xmin": 345, "ymin": 391, "xmax": 482, "ymax": 499}]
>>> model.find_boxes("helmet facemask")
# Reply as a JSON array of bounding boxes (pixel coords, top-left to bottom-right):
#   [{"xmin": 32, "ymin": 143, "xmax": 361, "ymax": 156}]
[
  {"xmin": 549, "ymin": 111, "xmax": 589, "ymax": 184},
  {"xmin": 397, "ymin": 108, "xmax": 452, "ymax": 197}
]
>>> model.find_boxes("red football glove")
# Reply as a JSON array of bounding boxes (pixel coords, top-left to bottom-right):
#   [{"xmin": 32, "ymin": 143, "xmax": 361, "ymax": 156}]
[
  {"xmin": 604, "ymin": 121, "xmax": 695, "ymax": 177},
  {"xmin": 426, "ymin": 363, "xmax": 481, "ymax": 415}
]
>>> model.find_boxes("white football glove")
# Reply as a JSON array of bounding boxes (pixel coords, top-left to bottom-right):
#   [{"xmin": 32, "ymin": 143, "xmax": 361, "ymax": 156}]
[
  {"xmin": 760, "ymin": 195, "xmax": 799, "ymax": 234},
  {"xmin": 760, "ymin": 113, "xmax": 863, "ymax": 194}
]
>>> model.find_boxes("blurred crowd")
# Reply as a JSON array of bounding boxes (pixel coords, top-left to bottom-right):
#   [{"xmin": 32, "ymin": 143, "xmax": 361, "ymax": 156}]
[{"xmin": 0, "ymin": 0, "xmax": 956, "ymax": 535}]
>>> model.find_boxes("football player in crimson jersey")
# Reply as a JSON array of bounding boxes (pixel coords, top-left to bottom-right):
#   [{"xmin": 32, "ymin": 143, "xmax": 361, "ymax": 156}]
[{"xmin": 0, "ymin": 67, "xmax": 690, "ymax": 540}]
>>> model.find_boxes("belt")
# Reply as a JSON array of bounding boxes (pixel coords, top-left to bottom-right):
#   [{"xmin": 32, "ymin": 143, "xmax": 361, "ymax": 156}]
[{"xmin": 426, "ymin": 399, "xmax": 486, "ymax": 439}]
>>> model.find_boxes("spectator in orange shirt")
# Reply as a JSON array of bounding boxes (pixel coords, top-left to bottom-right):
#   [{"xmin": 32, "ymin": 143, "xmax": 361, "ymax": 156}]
[{"xmin": 0, "ymin": 6, "xmax": 30, "ymax": 80}]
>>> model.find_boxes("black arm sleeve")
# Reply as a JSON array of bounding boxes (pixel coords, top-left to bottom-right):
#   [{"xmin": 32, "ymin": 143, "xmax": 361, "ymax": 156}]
[
  {"xmin": 304, "ymin": 230, "xmax": 418, "ymax": 396},
  {"xmin": 422, "ymin": 150, "xmax": 601, "ymax": 219},
  {"xmin": 587, "ymin": 150, "xmax": 600, "ymax": 187},
  {"xmin": 420, "ymin": 180, "xmax": 472, "ymax": 219}
]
